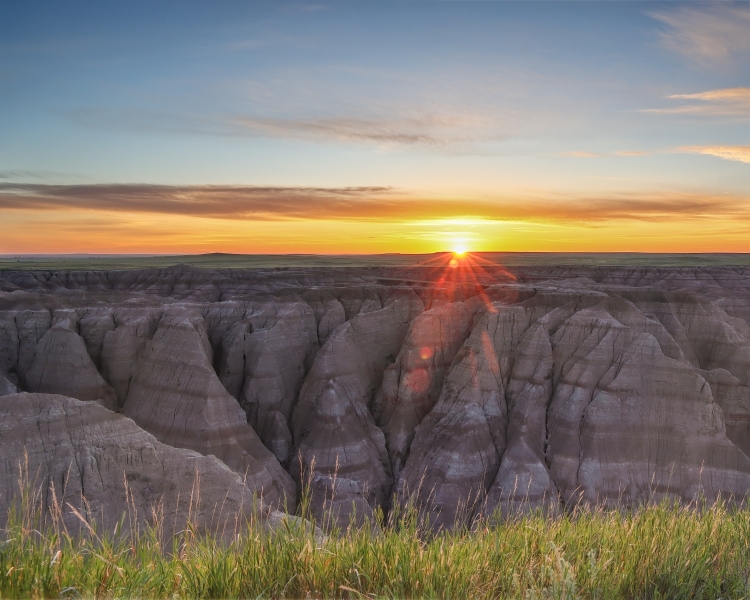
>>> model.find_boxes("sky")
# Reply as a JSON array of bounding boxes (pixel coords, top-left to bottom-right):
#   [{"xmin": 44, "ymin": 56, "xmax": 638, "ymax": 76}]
[{"xmin": 1, "ymin": 0, "xmax": 749, "ymax": 254}]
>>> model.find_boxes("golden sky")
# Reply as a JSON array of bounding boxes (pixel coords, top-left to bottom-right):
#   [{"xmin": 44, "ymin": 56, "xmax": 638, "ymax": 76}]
[
  {"xmin": 3, "ymin": 185, "xmax": 749, "ymax": 254},
  {"xmin": 2, "ymin": 3, "xmax": 750, "ymax": 254}
]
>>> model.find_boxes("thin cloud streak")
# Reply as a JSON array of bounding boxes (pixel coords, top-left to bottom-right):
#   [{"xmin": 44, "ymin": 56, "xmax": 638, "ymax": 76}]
[
  {"xmin": 679, "ymin": 146, "xmax": 750, "ymax": 165},
  {"xmin": 646, "ymin": 87, "xmax": 750, "ymax": 117},
  {"xmin": 67, "ymin": 108, "xmax": 500, "ymax": 148},
  {"xmin": 671, "ymin": 88, "xmax": 750, "ymax": 103},
  {"xmin": 231, "ymin": 115, "xmax": 468, "ymax": 146},
  {"xmin": 650, "ymin": 6, "xmax": 750, "ymax": 66},
  {"xmin": 1, "ymin": 183, "xmax": 749, "ymax": 225}
]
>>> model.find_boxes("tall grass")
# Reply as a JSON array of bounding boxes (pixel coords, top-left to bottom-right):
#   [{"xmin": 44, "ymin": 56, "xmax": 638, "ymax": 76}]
[{"xmin": 2, "ymin": 485, "xmax": 750, "ymax": 600}]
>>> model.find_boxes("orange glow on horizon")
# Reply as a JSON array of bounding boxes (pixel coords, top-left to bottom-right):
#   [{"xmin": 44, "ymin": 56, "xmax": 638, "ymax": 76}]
[{"xmin": 1, "ymin": 207, "xmax": 750, "ymax": 254}]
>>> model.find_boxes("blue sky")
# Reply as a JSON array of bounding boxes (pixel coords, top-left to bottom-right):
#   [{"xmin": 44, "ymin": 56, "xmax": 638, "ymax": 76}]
[{"xmin": 1, "ymin": 1, "xmax": 749, "ymax": 253}]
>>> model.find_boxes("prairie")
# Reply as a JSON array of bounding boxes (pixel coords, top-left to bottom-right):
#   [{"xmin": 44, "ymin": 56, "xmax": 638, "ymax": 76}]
[{"xmin": 3, "ymin": 252, "xmax": 750, "ymax": 272}]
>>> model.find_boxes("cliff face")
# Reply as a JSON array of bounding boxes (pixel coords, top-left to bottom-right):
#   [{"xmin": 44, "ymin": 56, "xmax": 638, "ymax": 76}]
[
  {"xmin": 2, "ymin": 264, "xmax": 750, "ymax": 530},
  {"xmin": 0, "ymin": 393, "xmax": 291, "ymax": 537}
]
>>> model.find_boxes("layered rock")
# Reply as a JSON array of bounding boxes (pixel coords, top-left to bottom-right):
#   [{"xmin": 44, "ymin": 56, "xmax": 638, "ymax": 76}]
[
  {"xmin": 400, "ymin": 292, "xmax": 750, "ymax": 528},
  {"xmin": 397, "ymin": 307, "xmax": 528, "ymax": 529},
  {"xmin": 15, "ymin": 310, "xmax": 52, "ymax": 386},
  {"xmin": 77, "ymin": 308, "xmax": 115, "ymax": 369},
  {"xmin": 24, "ymin": 310, "xmax": 117, "ymax": 410},
  {"xmin": 0, "ymin": 373, "xmax": 17, "ymax": 396},
  {"xmin": 2, "ymin": 264, "xmax": 750, "ymax": 532},
  {"xmin": 0, "ymin": 393, "xmax": 287, "ymax": 537},
  {"xmin": 239, "ymin": 301, "xmax": 318, "ymax": 464},
  {"xmin": 291, "ymin": 289, "xmax": 423, "ymax": 527},
  {"xmin": 483, "ymin": 317, "xmax": 558, "ymax": 517},
  {"xmin": 216, "ymin": 318, "xmax": 252, "ymax": 399},
  {"xmin": 121, "ymin": 310, "xmax": 295, "ymax": 509},
  {"xmin": 100, "ymin": 309, "xmax": 160, "ymax": 406},
  {"xmin": 0, "ymin": 313, "xmax": 19, "ymax": 387},
  {"xmin": 372, "ymin": 302, "xmax": 472, "ymax": 479},
  {"xmin": 575, "ymin": 332, "xmax": 750, "ymax": 506},
  {"xmin": 302, "ymin": 290, "xmax": 347, "ymax": 346}
]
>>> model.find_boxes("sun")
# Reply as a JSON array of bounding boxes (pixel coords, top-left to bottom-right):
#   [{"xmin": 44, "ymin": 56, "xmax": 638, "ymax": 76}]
[{"xmin": 453, "ymin": 245, "xmax": 467, "ymax": 256}]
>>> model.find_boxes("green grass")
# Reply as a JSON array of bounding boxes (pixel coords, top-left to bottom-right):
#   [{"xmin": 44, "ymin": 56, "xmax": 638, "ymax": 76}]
[{"xmin": 2, "ymin": 494, "xmax": 750, "ymax": 599}]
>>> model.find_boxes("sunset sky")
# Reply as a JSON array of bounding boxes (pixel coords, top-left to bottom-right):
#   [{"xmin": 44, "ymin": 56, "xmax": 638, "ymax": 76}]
[{"xmin": 1, "ymin": 1, "xmax": 749, "ymax": 254}]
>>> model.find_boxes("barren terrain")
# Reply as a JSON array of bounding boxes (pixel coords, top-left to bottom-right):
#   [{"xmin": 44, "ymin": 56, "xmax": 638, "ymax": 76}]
[{"xmin": 2, "ymin": 254, "xmax": 750, "ymax": 532}]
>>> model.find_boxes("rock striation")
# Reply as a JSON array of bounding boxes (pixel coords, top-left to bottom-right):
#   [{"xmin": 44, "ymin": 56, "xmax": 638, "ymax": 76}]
[
  {"xmin": 2, "ymin": 262, "xmax": 750, "ymax": 532},
  {"xmin": 24, "ymin": 310, "xmax": 118, "ymax": 410},
  {"xmin": 0, "ymin": 393, "xmax": 288, "ymax": 537},
  {"xmin": 121, "ymin": 310, "xmax": 295, "ymax": 509},
  {"xmin": 373, "ymin": 301, "xmax": 473, "ymax": 481},
  {"xmin": 291, "ymin": 289, "xmax": 423, "ymax": 526}
]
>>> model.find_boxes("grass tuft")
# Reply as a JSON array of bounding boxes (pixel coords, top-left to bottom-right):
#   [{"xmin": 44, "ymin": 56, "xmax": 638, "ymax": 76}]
[{"xmin": 2, "ymin": 488, "xmax": 750, "ymax": 599}]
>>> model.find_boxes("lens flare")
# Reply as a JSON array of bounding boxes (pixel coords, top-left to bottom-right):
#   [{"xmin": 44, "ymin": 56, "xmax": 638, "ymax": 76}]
[{"xmin": 415, "ymin": 251, "xmax": 517, "ymax": 310}]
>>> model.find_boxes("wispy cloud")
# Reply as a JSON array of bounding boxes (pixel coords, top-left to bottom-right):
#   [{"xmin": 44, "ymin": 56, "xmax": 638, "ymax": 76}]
[
  {"xmin": 67, "ymin": 108, "xmax": 498, "ymax": 148},
  {"xmin": 644, "ymin": 87, "xmax": 750, "ymax": 117},
  {"xmin": 1, "ymin": 183, "xmax": 749, "ymax": 225},
  {"xmin": 650, "ymin": 6, "xmax": 750, "ymax": 66},
  {"xmin": 679, "ymin": 146, "xmax": 750, "ymax": 165},
  {"xmin": 672, "ymin": 88, "xmax": 750, "ymax": 104},
  {"xmin": 231, "ymin": 114, "xmax": 485, "ymax": 146}
]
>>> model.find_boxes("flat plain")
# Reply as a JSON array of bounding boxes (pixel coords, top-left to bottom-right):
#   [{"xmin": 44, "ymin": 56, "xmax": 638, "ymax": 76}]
[{"xmin": 4, "ymin": 251, "xmax": 750, "ymax": 271}]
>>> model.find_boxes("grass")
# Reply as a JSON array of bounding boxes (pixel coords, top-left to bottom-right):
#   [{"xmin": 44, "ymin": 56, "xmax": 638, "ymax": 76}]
[{"xmin": 2, "ymin": 489, "xmax": 750, "ymax": 599}]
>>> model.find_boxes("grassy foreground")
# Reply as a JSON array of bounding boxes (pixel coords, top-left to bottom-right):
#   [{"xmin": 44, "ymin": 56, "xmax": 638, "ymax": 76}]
[{"xmin": 2, "ymin": 500, "xmax": 750, "ymax": 599}]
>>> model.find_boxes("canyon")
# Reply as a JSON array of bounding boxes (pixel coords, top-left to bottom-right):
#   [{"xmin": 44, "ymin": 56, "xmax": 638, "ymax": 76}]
[{"xmin": 2, "ymin": 257, "xmax": 750, "ymax": 531}]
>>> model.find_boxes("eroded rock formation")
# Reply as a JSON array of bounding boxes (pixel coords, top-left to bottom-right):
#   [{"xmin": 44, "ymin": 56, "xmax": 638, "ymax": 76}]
[
  {"xmin": 121, "ymin": 309, "xmax": 295, "ymax": 509},
  {"xmin": 2, "ymin": 261, "xmax": 750, "ymax": 531},
  {"xmin": 0, "ymin": 393, "xmax": 288, "ymax": 537}
]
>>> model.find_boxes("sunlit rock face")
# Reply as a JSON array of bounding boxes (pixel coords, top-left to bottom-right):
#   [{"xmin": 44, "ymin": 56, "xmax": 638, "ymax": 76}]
[
  {"xmin": 373, "ymin": 301, "xmax": 473, "ymax": 482},
  {"xmin": 2, "ymin": 261, "xmax": 750, "ymax": 531},
  {"xmin": 290, "ymin": 288, "xmax": 424, "ymax": 527}
]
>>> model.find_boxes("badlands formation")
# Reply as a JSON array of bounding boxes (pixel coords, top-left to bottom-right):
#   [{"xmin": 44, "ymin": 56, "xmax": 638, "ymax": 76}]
[{"xmin": 2, "ymin": 259, "xmax": 750, "ymax": 531}]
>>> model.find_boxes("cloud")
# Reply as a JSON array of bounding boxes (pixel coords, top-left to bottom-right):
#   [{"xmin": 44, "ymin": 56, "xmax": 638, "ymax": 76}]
[
  {"xmin": 0, "ymin": 184, "xmax": 395, "ymax": 220},
  {"xmin": 1, "ymin": 183, "xmax": 749, "ymax": 225},
  {"xmin": 67, "ymin": 108, "xmax": 498, "ymax": 148},
  {"xmin": 231, "ymin": 115, "xmax": 468, "ymax": 146},
  {"xmin": 679, "ymin": 146, "xmax": 750, "ymax": 164},
  {"xmin": 671, "ymin": 88, "xmax": 750, "ymax": 104},
  {"xmin": 650, "ymin": 6, "xmax": 750, "ymax": 66},
  {"xmin": 614, "ymin": 151, "xmax": 649, "ymax": 157},
  {"xmin": 645, "ymin": 87, "xmax": 750, "ymax": 117}
]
